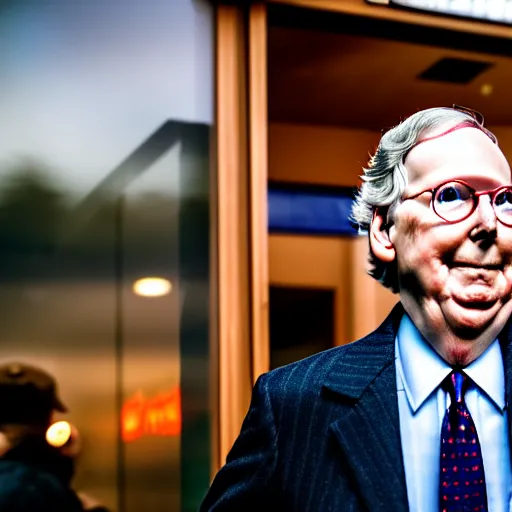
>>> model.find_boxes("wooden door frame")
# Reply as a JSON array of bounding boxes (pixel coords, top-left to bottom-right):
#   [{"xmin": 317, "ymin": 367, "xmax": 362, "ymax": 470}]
[{"xmin": 213, "ymin": 1, "xmax": 269, "ymax": 475}]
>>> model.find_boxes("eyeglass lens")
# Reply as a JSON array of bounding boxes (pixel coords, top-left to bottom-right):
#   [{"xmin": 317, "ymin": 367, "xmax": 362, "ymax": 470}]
[{"xmin": 433, "ymin": 182, "xmax": 512, "ymax": 225}]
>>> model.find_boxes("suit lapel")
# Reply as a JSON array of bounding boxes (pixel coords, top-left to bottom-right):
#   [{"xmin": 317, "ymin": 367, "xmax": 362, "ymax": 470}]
[{"xmin": 323, "ymin": 303, "xmax": 409, "ymax": 512}]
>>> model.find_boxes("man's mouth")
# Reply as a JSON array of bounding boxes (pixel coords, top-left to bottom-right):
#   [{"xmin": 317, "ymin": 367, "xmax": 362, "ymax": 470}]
[
  {"xmin": 450, "ymin": 261, "xmax": 503, "ymax": 271},
  {"xmin": 452, "ymin": 298, "xmax": 497, "ymax": 310}
]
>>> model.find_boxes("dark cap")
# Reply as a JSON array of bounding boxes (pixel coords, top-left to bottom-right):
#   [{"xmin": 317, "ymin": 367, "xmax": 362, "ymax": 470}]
[{"xmin": 0, "ymin": 363, "xmax": 67, "ymax": 426}]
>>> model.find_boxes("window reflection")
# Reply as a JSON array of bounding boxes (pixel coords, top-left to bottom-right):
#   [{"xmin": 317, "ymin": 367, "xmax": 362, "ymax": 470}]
[
  {"xmin": 122, "ymin": 388, "xmax": 181, "ymax": 443},
  {"xmin": 0, "ymin": 0, "xmax": 213, "ymax": 511}
]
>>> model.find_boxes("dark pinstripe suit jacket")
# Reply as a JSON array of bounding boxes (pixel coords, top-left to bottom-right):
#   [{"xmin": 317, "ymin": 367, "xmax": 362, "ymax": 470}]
[{"xmin": 200, "ymin": 303, "xmax": 512, "ymax": 512}]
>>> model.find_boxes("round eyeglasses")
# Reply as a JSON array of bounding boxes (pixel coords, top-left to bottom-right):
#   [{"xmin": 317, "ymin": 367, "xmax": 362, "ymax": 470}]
[{"xmin": 402, "ymin": 180, "xmax": 512, "ymax": 226}]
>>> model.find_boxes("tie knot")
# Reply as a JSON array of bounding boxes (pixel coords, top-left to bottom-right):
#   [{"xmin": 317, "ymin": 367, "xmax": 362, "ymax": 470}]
[{"xmin": 444, "ymin": 371, "xmax": 468, "ymax": 403}]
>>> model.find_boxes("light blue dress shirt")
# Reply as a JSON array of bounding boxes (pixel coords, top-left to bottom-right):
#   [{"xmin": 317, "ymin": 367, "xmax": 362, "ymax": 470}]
[{"xmin": 396, "ymin": 313, "xmax": 512, "ymax": 512}]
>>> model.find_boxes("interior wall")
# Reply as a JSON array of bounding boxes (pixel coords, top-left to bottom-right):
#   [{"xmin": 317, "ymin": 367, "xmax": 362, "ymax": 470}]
[
  {"xmin": 269, "ymin": 235, "xmax": 350, "ymax": 345},
  {"xmin": 268, "ymin": 123, "xmax": 393, "ymax": 343},
  {"xmin": 269, "ymin": 122, "xmax": 512, "ymax": 187},
  {"xmin": 269, "ymin": 234, "xmax": 398, "ymax": 345},
  {"xmin": 268, "ymin": 123, "xmax": 380, "ymax": 187}
]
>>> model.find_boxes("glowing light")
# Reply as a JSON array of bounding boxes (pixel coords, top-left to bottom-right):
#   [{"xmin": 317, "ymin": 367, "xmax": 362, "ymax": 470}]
[
  {"xmin": 132, "ymin": 277, "xmax": 172, "ymax": 297},
  {"xmin": 46, "ymin": 421, "xmax": 72, "ymax": 448},
  {"xmin": 122, "ymin": 387, "xmax": 181, "ymax": 442},
  {"xmin": 480, "ymin": 84, "xmax": 493, "ymax": 97}
]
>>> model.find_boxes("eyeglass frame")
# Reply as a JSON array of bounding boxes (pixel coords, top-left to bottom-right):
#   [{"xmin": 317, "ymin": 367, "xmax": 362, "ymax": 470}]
[{"xmin": 401, "ymin": 179, "xmax": 512, "ymax": 226}]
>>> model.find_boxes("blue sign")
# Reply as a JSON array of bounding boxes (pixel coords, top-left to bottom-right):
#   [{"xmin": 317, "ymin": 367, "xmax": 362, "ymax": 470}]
[{"xmin": 268, "ymin": 187, "xmax": 359, "ymax": 236}]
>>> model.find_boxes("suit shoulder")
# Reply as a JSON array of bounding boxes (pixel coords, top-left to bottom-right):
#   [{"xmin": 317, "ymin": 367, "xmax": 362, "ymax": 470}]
[{"xmin": 258, "ymin": 341, "xmax": 357, "ymax": 400}]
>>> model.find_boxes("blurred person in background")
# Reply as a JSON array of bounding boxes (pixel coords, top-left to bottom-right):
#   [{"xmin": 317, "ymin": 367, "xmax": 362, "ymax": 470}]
[
  {"xmin": 201, "ymin": 106, "xmax": 512, "ymax": 511},
  {"xmin": 0, "ymin": 362, "xmax": 109, "ymax": 511}
]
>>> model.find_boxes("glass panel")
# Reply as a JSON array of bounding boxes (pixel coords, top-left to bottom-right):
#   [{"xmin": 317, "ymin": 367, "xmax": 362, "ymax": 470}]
[
  {"xmin": 121, "ymin": 145, "xmax": 182, "ymax": 511},
  {"xmin": 0, "ymin": 1, "xmax": 213, "ymax": 511}
]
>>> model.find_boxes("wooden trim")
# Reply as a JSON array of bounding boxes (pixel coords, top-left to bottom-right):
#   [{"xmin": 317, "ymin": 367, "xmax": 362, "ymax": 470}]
[
  {"xmin": 269, "ymin": 0, "xmax": 512, "ymax": 38},
  {"xmin": 215, "ymin": 3, "xmax": 252, "ymax": 473},
  {"xmin": 249, "ymin": 2, "xmax": 270, "ymax": 384}
]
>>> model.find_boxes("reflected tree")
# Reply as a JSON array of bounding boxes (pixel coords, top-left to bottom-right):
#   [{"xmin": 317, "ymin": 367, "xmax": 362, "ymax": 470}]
[
  {"xmin": 0, "ymin": 159, "xmax": 181, "ymax": 281},
  {"xmin": 0, "ymin": 162, "xmax": 69, "ymax": 280}
]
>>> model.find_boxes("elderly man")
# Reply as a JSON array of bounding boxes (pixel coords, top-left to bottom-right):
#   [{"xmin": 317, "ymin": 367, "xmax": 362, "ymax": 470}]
[{"xmin": 201, "ymin": 106, "xmax": 512, "ymax": 511}]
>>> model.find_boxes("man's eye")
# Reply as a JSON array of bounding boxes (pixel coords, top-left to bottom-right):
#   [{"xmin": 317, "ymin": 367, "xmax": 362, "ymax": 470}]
[
  {"xmin": 495, "ymin": 190, "xmax": 512, "ymax": 207},
  {"xmin": 438, "ymin": 187, "xmax": 463, "ymax": 203}
]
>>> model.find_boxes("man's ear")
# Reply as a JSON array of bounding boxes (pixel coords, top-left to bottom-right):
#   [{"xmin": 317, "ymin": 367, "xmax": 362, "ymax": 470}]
[{"xmin": 369, "ymin": 209, "xmax": 396, "ymax": 263}]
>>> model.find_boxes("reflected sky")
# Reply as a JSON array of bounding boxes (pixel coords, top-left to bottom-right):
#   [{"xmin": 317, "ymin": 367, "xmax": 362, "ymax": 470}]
[{"xmin": 0, "ymin": 0, "xmax": 212, "ymax": 197}]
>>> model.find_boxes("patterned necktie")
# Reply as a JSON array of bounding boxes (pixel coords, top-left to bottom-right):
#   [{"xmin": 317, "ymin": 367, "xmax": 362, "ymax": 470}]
[{"xmin": 439, "ymin": 371, "xmax": 488, "ymax": 512}]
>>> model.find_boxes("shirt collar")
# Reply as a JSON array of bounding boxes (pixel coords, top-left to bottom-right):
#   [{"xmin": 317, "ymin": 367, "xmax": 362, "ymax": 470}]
[
  {"xmin": 397, "ymin": 313, "xmax": 505, "ymax": 413},
  {"xmin": 464, "ymin": 341, "xmax": 505, "ymax": 412}
]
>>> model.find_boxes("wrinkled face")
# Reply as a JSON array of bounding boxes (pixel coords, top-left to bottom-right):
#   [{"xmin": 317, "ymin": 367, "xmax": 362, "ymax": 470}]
[{"xmin": 375, "ymin": 126, "xmax": 512, "ymax": 365}]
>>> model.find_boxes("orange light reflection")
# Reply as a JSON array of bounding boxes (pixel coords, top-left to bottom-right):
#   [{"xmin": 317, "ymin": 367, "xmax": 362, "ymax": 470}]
[{"xmin": 122, "ymin": 387, "xmax": 181, "ymax": 442}]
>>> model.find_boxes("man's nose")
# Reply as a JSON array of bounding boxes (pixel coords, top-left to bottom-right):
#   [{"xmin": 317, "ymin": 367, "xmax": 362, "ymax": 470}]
[{"xmin": 474, "ymin": 195, "xmax": 498, "ymax": 231}]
